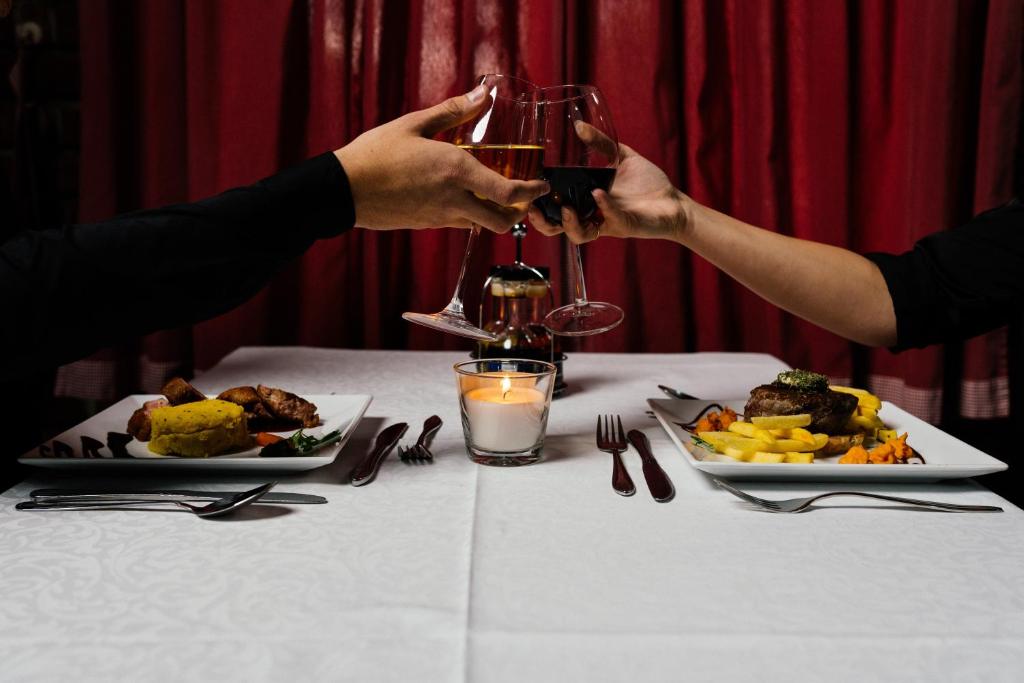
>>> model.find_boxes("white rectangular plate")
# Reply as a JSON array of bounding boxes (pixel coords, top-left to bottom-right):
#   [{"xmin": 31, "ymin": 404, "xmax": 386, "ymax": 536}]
[
  {"xmin": 649, "ymin": 397, "xmax": 1008, "ymax": 482},
  {"xmin": 18, "ymin": 394, "xmax": 372, "ymax": 472}
]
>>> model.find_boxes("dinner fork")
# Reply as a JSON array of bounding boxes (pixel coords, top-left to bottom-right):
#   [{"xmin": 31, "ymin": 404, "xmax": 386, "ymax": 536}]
[
  {"xmin": 597, "ymin": 415, "xmax": 635, "ymax": 497},
  {"xmin": 398, "ymin": 445, "xmax": 431, "ymax": 464},
  {"xmin": 711, "ymin": 477, "xmax": 1003, "ymax": 513}
]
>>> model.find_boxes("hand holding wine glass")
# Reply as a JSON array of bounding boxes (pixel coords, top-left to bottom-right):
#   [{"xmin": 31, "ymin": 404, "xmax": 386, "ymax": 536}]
[
  {"xmin": 528, "ymin": 131, "xmax": 689, "ymax": 245},
  {"xmin": 336, "ymin": 84, "xmax": 549, "ymax": 233}
]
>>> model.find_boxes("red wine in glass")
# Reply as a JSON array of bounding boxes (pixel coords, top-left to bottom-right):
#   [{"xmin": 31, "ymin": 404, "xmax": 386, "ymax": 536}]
[{"xmin": 533, "ymin": 166, "xmax": 616, "ymax": 226}]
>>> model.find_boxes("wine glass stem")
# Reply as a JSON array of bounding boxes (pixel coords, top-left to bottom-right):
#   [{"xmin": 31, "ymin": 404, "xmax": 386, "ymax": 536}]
[
  {"xmin": 444, "ymin": 224, "xmax": 482, "ymax": 316},
  {"xmin": 568, "ymin": 240, "xmax": 589, "ymax": 307}
]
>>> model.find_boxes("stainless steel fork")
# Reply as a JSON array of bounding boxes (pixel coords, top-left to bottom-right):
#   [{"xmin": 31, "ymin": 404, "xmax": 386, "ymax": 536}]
[
  {"xmin": 597, "ymin": 415, "xmax": 635, "ymax": 497},
  {"xmin": 712, "ymin": 477, "xmax": 1003, "ymax": 513}
]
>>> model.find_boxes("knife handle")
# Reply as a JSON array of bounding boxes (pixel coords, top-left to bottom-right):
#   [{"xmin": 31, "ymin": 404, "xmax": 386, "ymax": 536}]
[
  {"xmin": 350, "ymin": 423, "xmax": 408, "ymax": 487},
  {"xmin": 627, "ymin": 429, "xmax": 675, "ymax": 503}
]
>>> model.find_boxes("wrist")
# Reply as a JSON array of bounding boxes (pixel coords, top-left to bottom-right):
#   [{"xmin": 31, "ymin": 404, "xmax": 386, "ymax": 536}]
[{"xmin": 671, "ymin": 189, "xmax": 698, "ymax": 245}]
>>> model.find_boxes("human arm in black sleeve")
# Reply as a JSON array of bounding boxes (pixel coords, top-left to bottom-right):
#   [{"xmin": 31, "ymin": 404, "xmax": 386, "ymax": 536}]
[
  {"xmin": 865, "ymin": 199, "xmax": 1024, "ymax": 351},
  {"xmin": 0, "ymin": 151, "xmax": 355, "ymax": 380}
]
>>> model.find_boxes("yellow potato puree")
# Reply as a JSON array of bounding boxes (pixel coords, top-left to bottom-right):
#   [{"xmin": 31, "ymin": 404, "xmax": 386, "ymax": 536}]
[{"xmin": 148, "ymin": 399, "xmax": 250, "ymax": 457}]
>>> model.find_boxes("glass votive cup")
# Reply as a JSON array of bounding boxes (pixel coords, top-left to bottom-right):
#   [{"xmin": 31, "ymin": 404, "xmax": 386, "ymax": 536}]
[{"xmin": 454, "ymin": 358, "xmax": 556, "ymax": 466}]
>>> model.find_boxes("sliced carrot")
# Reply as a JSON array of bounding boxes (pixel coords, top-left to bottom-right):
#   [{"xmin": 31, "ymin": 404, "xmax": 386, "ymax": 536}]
[{"xmin": 255, "ymin": 432, "xmax": 284, "ymax": 446}]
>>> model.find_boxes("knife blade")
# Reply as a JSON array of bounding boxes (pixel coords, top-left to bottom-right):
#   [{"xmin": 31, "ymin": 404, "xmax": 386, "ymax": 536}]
[
  {"xmin": 658, "ymin": 384, "xmax": 699, "ymax": 400},
  {"xmin": 626, "ymin": 429, "xmax": 675, "ymax": 503},
  {"xmin": 350, "ymin": 422, "xmax": 408, "ymax": 487},
  {"xmin": 30, "ymin": 489, "xmax": 327, "ymax": 504}
]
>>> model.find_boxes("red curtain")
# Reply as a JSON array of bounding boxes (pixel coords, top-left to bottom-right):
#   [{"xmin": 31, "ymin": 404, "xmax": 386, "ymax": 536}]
[{"xmin": 65, "ymin": 0, "xmax": 1023, "ymax": 424}]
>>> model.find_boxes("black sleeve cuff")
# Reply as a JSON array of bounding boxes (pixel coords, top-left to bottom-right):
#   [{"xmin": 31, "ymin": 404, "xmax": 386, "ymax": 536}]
[{"xmin": 258, "ymin": 151, "xmax": 356, "ymax": 238}]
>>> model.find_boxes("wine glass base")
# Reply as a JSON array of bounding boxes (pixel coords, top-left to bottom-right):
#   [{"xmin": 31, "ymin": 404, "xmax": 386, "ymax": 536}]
[
  {"xmin": 544, "ymin": 302, "xmax": 624, "ymax": 337},
  {"xmin": 402, "ymin": 310, "xmax": 499, "ymax": 342}
]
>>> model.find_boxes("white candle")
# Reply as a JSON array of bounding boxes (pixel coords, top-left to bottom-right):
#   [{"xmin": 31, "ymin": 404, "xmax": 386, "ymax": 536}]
[{"xmin": 463, "ymin": 375, "xmax": 547, "ymax": 452}]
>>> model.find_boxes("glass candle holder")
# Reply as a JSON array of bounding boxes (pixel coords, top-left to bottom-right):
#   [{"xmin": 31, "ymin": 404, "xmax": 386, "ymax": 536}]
[{"xmin": 454, "ymin": 358, "xmax": 556, "ymax": 466}]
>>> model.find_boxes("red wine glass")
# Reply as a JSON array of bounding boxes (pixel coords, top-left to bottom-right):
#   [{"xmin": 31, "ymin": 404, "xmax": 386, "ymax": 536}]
[{"xmin": 533, "ymin": 85, "xmax": 623, "ymax": 337}]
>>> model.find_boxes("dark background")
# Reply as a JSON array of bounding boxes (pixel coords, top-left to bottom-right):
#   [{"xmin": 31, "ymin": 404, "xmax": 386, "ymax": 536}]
[{"xmin": 3, "ymin": 0, "xmax": 1023, "ymax": 498}]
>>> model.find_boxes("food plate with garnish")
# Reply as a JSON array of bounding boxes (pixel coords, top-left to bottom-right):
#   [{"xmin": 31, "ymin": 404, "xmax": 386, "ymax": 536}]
[
  {"xmin": 649, "ymin": 370, "xmax": 1007, "ymax": 482},
  {"xmin": 19, "ymin": 378, "xmax": 372, "ymax": 472}
]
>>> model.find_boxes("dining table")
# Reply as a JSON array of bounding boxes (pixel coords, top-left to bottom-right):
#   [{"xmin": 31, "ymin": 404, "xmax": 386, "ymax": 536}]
[{"xmin": 2, "ymin": 347, "xmax": 1023, "ymax": 682}]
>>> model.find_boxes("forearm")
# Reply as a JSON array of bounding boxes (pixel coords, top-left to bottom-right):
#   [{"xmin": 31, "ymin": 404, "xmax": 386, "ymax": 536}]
[
  {"xmin": 0, "ymin": 152, "xmax": 354, "ymax": 378},
  {"xmin": 678, "ymin": 199, "xmax": 897, "ymax": 347}
]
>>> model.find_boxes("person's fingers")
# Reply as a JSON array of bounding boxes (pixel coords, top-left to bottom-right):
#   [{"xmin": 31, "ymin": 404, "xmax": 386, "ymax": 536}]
[
  {"xmin": 591, "ymin": 189, "xmax": 635, "ymax": 237},
  {"xmin": 409, "ymin": 85, "xmax": 490, "ymax": 137},
  {"xmin": 455, "ymin": 193, "xmax": 523, "ymax": 234},
  {"xmin": 574, "ymin": 120, "xmax": 618, "ymax": 161},
  {"xmin": 527, "ymin": 206, "xmax": 565, "ymax": 236},
  {"xmin": 461, "ymin": 161, "xmax": 550, "ymax": 207},
  {"xmin": 617, "ymin": 142, "xmax": 639, "ymax": 161},
  {"xmin": 559, "ymin": 205, "xmax": 599, "ymax": 244}
]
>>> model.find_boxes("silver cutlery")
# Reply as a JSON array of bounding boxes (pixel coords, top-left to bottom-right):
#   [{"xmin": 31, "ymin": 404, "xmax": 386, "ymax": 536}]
[
  {"xmin": 658, "ymin": 384, "xmax": 699, "ymax": 400},
  {"xmin": 711, "ymin": 477, "xmax": 1003, "ymax": 513},
  {"xmin": 399, "ymin": 415, "xmax": 442, "ymax": 463},
  {"xmin": 626, "ymin": 429, "xmax": 675, "ymax": 503},
  {"xmin": 17, "ymin": 482, "xmax": 276, "ymax": 518},
  {"xmin": 351, "ymin": 422, "xmax": 408, "ymax": 486},
  {"xmin": 30, "ymin": 488, "xmax": 325, "ymax": 505},
  {"xmin": 597, "ymin": 415, "xmax": 635, "ymax": 497}
]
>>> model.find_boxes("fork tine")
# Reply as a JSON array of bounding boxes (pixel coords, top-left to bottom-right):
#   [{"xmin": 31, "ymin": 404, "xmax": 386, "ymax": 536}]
[
  {"xmin": 595, "ymin": 415, "xmax": 603, "ymax": 446},
  {"xmin": 416, "ymin": 444, "xmax": 433, "ymax": 462},
  {"xmin": 615, "ymin": 415, "xmax": 626, "ymax": 446}
]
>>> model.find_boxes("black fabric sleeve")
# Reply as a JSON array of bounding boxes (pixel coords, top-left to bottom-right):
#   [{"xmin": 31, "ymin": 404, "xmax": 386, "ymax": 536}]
[
  {"xmin": 0, "ymin": 152, "xmax": 356, "ymax": 379},
  {"xmin": 865, "ymin": 199, "xmax": 1024, "ymax": 351}
]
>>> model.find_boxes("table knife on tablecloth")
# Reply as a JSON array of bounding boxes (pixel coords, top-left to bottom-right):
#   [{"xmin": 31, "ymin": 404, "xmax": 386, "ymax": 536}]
[
  {"xmin": 30, "ymin": 489, "xmax": 327, "ymax": 504},
  {"xmin": 350, "ymin": 422, "xmax": 408, "ymax": 487},
  {"xmin": 627, "ymin": 429, "xmax": 676, "ymax": 503}
]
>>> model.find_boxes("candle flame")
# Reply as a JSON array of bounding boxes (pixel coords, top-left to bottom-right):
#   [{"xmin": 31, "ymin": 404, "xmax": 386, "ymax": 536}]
[{"xmin": 501, "ymin": 376, "xmax": 512, "ymax": 400}]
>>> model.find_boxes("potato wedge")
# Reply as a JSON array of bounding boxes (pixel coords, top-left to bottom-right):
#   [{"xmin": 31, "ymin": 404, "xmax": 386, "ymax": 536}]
[
  {"xmin": 819, "ymin": 433, "xmax": 864, "ymax": 455},
  {"xmin": 728, "ymin": 421, "xmax": 777, "ymax": 444},
  {"xmin": 721, "ymin": 446, "xmax": 753, "ymax": 461},
  {"xmin": 697, "ymin": 432, "xmax": 772, "ymax": 452},
  {"xmin": 784, "ymin": 451, "xmax": 814, "ymax": 464},
  {"xmin": 749, "ymin": 451, "xmax": 786, "ymax": 463},
  {"xmin": 749, "ymin": 413, "xmax": 812, "ymax": 429},
  {"xmin": 789, "ymin": 428, "xmax": 816, "ymax": 445}
]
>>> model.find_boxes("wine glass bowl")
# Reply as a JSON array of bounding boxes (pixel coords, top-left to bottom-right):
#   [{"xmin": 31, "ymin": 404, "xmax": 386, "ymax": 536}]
[
  {"xmin": 533, "ymin": 85, "xmax": 624, "ymax": 337},
  {"xmin": 402, "ymin": 75, "xmax": 542, "ymax": 341}
]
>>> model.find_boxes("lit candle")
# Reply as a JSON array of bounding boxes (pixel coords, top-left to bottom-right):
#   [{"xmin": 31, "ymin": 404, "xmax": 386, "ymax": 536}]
[{"xmin": 463, "ymin": 374, "xmax": 547, "ymax": 452}]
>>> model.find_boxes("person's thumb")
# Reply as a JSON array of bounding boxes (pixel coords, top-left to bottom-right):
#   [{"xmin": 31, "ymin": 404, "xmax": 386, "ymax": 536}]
[{"xmin": 411, "ymin": 85, "xmax": 490, "ymax": 137}]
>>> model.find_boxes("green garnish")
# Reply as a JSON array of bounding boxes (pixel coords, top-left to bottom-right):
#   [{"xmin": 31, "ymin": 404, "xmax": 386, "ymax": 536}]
[
  {"xmin": 691, "ymin": 436, "xmax": 716, "ymax": 452},
  {"xmin": 774, "ymin": 369, "xmax": 828, "ymax": 392}
]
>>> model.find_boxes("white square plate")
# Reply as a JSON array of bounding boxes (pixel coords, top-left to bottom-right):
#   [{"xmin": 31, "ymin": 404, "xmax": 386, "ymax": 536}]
[
  {"xmin": 18, "ymin": 394, "xmax": 372, "ymax": 472},
  {"xmin": 649, "ymin": 397, "xmax": 1008, "ymax": 482}
]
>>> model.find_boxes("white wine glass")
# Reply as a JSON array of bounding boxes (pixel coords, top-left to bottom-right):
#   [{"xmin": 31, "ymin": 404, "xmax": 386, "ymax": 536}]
[{"xmin": 402, "ymin": 74, "xmax": 542, "ymax": 341}]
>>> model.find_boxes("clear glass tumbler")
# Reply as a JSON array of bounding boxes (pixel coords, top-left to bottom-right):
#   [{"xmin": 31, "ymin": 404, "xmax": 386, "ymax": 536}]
[{"xmin": 454, "ymin": 358, "xmax": 556, "ymax": 466}]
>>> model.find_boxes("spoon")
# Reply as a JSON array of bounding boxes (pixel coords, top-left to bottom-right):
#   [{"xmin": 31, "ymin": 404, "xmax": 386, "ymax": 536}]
[{"xmin": 16, "ymin": 482, "xmax": 276, "ymax": 518}]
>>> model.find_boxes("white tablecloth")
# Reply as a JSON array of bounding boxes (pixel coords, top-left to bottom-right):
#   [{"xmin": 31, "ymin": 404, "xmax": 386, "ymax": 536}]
[{"xmin": 2, "ymin": 349, "xmax": 1022, "ymax": 682}]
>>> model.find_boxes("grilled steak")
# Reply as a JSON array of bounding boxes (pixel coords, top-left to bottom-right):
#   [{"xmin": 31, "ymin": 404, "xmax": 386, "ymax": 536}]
[{"xmin": 744, "ymin": 384, "xmax": 858, "ymax": 434}]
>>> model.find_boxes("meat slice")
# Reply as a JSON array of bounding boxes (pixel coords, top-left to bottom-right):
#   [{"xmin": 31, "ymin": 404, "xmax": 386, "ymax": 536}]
[
  {"xmin": 744, "ymin": 385, "xmax": 858, "ymax": 434},
  {"xmin": 161, "ymin": 378, "xmax": 207, "ymax": 406},
  {"xmin": 217, "ymin": 386, "xmax": 277, "ymax": 430},
  {"xmin": 257, "ymin": 385, "xmax": 319, "ymax": 428},
  {"xmin": 126, "ymin": 398, "xmax": 169, "ymax": 441}
]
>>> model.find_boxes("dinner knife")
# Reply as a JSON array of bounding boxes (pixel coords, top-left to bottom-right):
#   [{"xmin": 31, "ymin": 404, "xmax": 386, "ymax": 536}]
[
  {"xmin": 626, "ymin": 429, "xmax": 676, "ymax": 503},
  {"xmin": 350, "ymin": 422, "xmax": 408, "ymax": 487},
  {"xmin": 658, "ymin": 384, "xmax": 699, "ymax": 401},
  {"xmin": 30, "ymin": 489, "xmax": 327, "ymax": 504}
]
